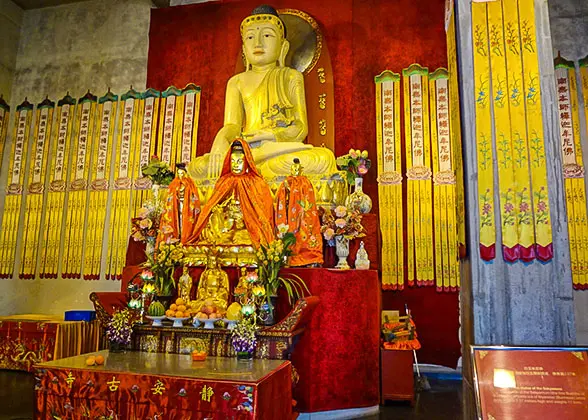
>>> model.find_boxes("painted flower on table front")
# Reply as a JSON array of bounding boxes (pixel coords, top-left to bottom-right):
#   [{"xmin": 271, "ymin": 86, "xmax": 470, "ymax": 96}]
[
  {"xmin": 223, "ymin": 392, "xmax": 231, "ymax": 400},
  {"xmin": 335, "ymin": 206, "xmax": 347, "ymax": 218},
  {"xmin": 131, "ymin": 384, "xmax": 140, "ymax": 393},
  {"xmin": 178, "ymin": 388, "xmax": 187, "ymax": 397},
  {"xmin": 335, "ymin": 218, "xmax": 347, "ymax": 228},
  {"xmin": 323, "ymin": 228, "xmax": 335, "ymax": 241}
]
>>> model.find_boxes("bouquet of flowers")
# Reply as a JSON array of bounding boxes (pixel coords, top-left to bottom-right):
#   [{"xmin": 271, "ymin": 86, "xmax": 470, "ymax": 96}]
[
  {"xmin": 141, "ymin": 156, "xmax": 174, "ymax": 186},
  {"xmin": 231, "ymin": 317, "xmax": 257, "ymax": 355},
  {"xmin": 143, "ymin": 241, "xmax": 185, "ymax": 296},
  {"xmin": 105, "ymin": 309, "xmax": 136, "ymax": 348},
  {"xmin": 130, "ymin": 200, "xmax": 164, "ymax": 244},
  {"xmin": 336, "ymin": 149, "xmax": 371, "ymax": 186},
  {"xmin": 256, "ymin": 229, "xmax": 309, "ymax": 304},
  {"xmin": 320, "ymin": 205, "xmax": 366, "ymax": 244}
]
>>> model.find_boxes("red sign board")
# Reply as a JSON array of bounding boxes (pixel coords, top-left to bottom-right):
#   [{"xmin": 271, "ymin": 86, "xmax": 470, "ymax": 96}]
[{"xmin": 472, "ymin": 346, "xmax": 588, "ymax": 420}]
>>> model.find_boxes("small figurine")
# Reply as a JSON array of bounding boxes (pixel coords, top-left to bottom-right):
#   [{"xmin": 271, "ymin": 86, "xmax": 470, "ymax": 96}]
[
  {"xmin": 355, "ymin": 241, "xmax": 370, "ymax": 270},
  {"xmin": 178, "ymin": 266, "xmax": 193, "ymax": 304}
]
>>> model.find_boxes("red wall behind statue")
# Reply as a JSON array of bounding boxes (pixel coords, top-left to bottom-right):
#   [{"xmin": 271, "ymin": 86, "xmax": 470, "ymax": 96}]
[{"xmin": 147, "ymin": 0, "xmax": 460, "ymax": 368}]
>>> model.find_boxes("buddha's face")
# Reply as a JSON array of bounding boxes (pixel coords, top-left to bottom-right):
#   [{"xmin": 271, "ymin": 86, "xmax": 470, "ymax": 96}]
[
  {"xmin": 177, "ymin": 168, "xmax": 186, "ymax": 179},
  {"xmin": 290, "ymin": 162, "xmax": 302, "ymax": 176},
  {"xmin": 206, "ymin": 278, "xmax": 219, "ymax": 297},
  {"xmin": 243, "ymin": 22, "xmax": 283, "ymax": 67},
  {"xmin": 231, "ymin": 150, "xmax": 246, "ymax": 175}
]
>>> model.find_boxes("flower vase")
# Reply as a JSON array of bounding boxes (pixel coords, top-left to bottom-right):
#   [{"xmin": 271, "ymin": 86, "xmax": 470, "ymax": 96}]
[
  {"xmin": 345, "ymin": 177, "xmax": 372, "ymax": 214},
  {"xmin": 259, "ymin": 296, "xmax": 277, "ymax": 326},
  {"xmin": 237, "ymin": 351, "xmax": 253, "ymax": 361},
  {"xmin": 146, "ymin": 236, "xmax": 156, "ymax": 259},
  {"xmin": 109, "ymin": 342, "xmax": 126, "ymax": 353},
  {"xmin": 334, "ymin": 236, "xmax": 351, "ymax": 269}
]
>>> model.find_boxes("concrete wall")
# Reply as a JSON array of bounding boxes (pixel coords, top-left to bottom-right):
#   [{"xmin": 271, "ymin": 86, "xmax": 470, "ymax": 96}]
[
  {"xmin": 0, "ymin": 0, "xmax": 153, "ymax": 317},
  {"xmin": 0, "ymin": 0, "xmax": 23, "ymax": 102}
]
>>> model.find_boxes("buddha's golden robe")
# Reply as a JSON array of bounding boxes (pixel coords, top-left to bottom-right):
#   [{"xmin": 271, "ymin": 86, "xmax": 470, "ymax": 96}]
[{"xmin": 188, "ymin": 67, "xmax": 337, "ymax": 180}]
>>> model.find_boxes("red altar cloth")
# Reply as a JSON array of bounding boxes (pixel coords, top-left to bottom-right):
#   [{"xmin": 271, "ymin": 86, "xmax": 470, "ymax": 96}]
[
  {"xmin": 35, "ymin": 352, "xmax": 291, "ymax": 419},
  {"xmin": 279, "ymin": 268, "xmax": 380, "ymax": 412}
]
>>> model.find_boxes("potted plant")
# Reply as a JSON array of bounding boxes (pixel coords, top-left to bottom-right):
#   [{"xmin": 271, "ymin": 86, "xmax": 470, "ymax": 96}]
[
  {"xmin": 231, "ymin": 317, "xmax": 257, "ymax": 360},
  {"xmin": 336, "ymin": 149, "xmax": 372, "ymax": 213},
  {"xmin": 105, "ymin": 309, "xmax": 136, "ymax": 352},
  {"xmin": 143, "ymin": 241, "xmax": 185, "ymax": 306}
]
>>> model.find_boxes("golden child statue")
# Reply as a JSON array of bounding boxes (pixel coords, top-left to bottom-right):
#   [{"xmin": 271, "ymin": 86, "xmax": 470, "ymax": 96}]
[
  {"xmin": 188, "ymin": 5, "xmax": 338, "ymax": 181},
  {"xmin": 178, "ymin": 266, "xmax": 193, "ymax": 304},
  {"xmin": 192, "ymin": 253, "xmax": 230, "ymax": 313}
]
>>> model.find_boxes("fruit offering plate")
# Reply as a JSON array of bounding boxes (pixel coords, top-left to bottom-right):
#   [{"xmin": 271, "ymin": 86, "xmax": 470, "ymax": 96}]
[
  {"xmin": 166, "ymin": 316, "xmax": 190, "ymax": 328},
  {"xmin": 146, "ymin": 315, "xmax": 166, "ymax": 327},
  {"xmin": 223, "ymin": 319, "xmax": 238, "ymax": 330},
  {"xmin": 196, "ymin": 318, "xmax": 217, "ymax": 329}
]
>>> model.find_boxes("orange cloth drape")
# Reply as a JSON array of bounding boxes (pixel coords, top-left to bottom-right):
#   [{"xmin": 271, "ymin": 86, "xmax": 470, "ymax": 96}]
[
  {"xmin": 159, "ymin": 176, "xmax": 201, "ymax": 244},
  {"xmin": 187, "ymin": 140, "xmax": 275, "ymax": 247},
  {"xmin": 275, "ymin": 175, "xmax": 323, "ymax": 266}
]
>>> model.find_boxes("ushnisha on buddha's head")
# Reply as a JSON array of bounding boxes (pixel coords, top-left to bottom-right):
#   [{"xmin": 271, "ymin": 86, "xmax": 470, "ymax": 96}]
[
  {"xmin": 230, "ymin": 142, "xmax": 246, "ymax": 175},
  {"xmin": 241, "ymin": 5, "xmax": 289, "ymax": 69},
  {"xmin": 176, "ymin": 162, "xmax": 187, "ymax": 179}
]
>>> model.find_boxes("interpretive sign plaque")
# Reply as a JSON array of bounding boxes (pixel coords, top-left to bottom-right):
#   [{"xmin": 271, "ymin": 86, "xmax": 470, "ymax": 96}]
[{"xmin": 472, "ymin": 346, "xmax": 588, "ymax": 420}]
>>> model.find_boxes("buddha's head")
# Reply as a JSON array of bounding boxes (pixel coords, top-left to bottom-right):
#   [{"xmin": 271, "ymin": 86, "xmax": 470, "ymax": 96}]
[
  {"xmin": 205, "ymin": 274, "xmax": 220, "ymax": 297},
  {"xmin": 206, "ymin": 253, "xmax": 219, "ymax": 269},
  {"xmin": 230, "ymin": 142, "xmax": 246, "ymax": 175},
  {"xmin": 290, "ymin": 158, "xmax": 303, "ymax": 176},
  {"xmin": 176, "ymin": 162, "xmax": 187, "ymax": 179},
  {"xmin": 182, "ymin": 265, "xmax": 189, "ymax": 275},
  {"xmin": 241, "ymin": 5, "xmax": 289, "ymax": 69}
]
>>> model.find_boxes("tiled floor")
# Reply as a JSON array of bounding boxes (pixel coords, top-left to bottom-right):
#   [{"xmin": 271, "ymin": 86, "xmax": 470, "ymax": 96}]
[{"xmin": 0, "ymin": 370, "xmax": 462, "ymax": 420}]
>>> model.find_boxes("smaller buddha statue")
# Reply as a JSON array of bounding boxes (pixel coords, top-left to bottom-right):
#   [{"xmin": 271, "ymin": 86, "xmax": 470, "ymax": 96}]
[
  {"xmin": 192, "ymin": 253, "xmax": 230, "ymax": 313},
  {"xmin": 275, "ymin": 158, "xmax": 323, "ymax": 266},
  {"xmin": 178, "ymin": 266, "xmax": 193, "ymax": 303},
  {"xmin": 158, "ymin": 163, "xmax": 201, "ymax": 244},
  {"xmin": 187, "ymin": 139, "xmax": 275, "ymax": 248},
  {"xmin": 355, "ymin": 241, "xmax": 370, "ymax": 270}
]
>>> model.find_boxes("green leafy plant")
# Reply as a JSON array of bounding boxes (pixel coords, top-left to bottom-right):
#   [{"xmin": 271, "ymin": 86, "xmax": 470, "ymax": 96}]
[
  {"xmin": 143, "ymin": 241, "xmax": 185, "ymax": 296},
  {"xmin": 336, "ymin": 149, "xmax": 372, "ymax": 187},
  {"xmin": 141, "ymin": 156, "xmax": 174, "ymax": 186},
  {"xmin": 256, "ymin": 232, "xmax": 310, "ymax": 304}
]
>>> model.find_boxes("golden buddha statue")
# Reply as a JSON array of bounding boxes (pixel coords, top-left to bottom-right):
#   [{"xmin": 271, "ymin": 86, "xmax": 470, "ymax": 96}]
[
  {"xmin": 192, "ymin": 253, "xmax": 230, "ymax": 313},
  {"xmin": 178, "ymin": 266, "xmax": 193, "ymax": 304},
  {"xmin": 188, "ymin": 5, "xmax": 338, "ymax": 182}
]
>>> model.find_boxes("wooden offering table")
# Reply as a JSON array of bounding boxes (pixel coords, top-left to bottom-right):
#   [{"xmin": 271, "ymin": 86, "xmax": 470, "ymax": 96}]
[{"xmin": 34, "ymin": 351, "xmax": 292, "ymax": 419}]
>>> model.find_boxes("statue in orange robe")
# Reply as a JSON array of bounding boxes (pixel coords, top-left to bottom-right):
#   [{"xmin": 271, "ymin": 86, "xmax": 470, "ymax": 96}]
[
  {"xmin": 275, "ymin": 158, "xmax": 323, "ymax": 267},
  {"xmin": 158, "ymin": 163, "xmax": 201, "ymax": 244},
  {"xmin": 187, "ymin": 140, "xmax": 275, "ymax": 248}
]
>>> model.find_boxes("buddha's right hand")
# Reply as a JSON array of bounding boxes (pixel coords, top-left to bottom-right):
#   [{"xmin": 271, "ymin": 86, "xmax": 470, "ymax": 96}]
[{"xmin": 208, "ymin": 153, "xmax": 223, "ymax": 179}]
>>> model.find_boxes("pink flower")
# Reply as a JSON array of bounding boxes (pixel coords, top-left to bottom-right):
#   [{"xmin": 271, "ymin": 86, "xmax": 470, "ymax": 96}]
[
  {"xmin": 141, "ymin": 269, "xmax": 153, "ymax": 279},
  {"xmin": 139, "ymin": 218, "xmax": 153, "ymax": 229},
  {"xmin": 358, "ymin": 164, "xmax": 368, "ymax": 175},
  {"xmin": 519, "ymin": 202, "xmax": 529, "ymax": 212},
  {"xmin": 335, "ymin": 218, "xmax": 347, "ymax": 228},
  {"xmin": 323, "ymin": 228, "xmax": 335, "ymax": 240},
  {"xmin": 537, "ymin": 201, "xmax": 547, "ymax": 212},
  {"xmin": 504, "ymin": 203, "xmax": 514, "ymax": 213},
  {"xmin": 335, "ymin": 206, "xmax": 347, "ymax": 218},
  {"xmin": 482, "ymin": 203, "xmax": 491, "ymax": 215},
  {"xmin": 349, "ymin": 149, "xmax": 358, "ymax": 159}
]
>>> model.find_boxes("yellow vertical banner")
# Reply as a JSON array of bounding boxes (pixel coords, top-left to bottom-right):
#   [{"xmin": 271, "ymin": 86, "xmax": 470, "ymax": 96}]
[
  {"xmin": 0, "ymin": 96, "xmax": 9, "ymax": 171},
  {"xmin": 446, "ymin": 5, "xmax": 466, "ymax": 252},
  {"xmin": 84, "ymin": 90, "xmax": 118, "ymax": 280},
  {"xmin": 487, "ymin": 0, "xmax": 519, "ymax": 262},
  {"xmin": 107, "ymin": 88, "xmax": 142, "ymax": 280},
  {"xmin": 132, "ymin": 88, "xmax": 161, "ymax": 217},
  {"xmin": 403, "ymin": 64, "xmax": 433, "ymax": 286},
  {"xmin": 40, "ymin": 94, "xmax": 76, "ymax": 279},
  {"xmin": 472, "ymin": 2, "xmax": 496, "ymax": 261},
  {"xmin": 180, "ymin": 83, "xmax": 201, "ymax": 164},
  {"xmin": 0, "ymin": 99, "xmax": 33, "ymax": 278},
  {"xmin": 20, "ymin": 97, "xmax": 55, "ymax": 279},
  {"xmin": 518, "ymin": 0, "xmax": 553, "ymax": 261},
  {"xmin": 502, "ymin": 0, "xmax": 535, "ymax": 261},
  {"xmin": 158, "ymin": 86, "xmax": 183, "ymax": 169},
  {"xmin": 430, "ymin": 68, "xmax": 460, "ymax": 292},
  {"xmin": 555, "ymin": 58, "xmax": 588, "ymax": 289},
  {"xmin": 62, "ymin": 92, "xmax": 97, "ymax": 278},
  {"xmin": 375, "ymin": 71, "xmax": 404, "ymax": 290}
]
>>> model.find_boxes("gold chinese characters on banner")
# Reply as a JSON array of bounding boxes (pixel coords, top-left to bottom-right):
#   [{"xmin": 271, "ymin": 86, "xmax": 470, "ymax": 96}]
[{"xmin": 375, "ymin": 71, "xmax": 404, "ymax": 290}]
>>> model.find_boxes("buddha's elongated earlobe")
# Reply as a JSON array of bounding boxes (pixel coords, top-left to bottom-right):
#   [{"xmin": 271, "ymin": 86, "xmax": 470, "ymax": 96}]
[{"xmin": 278, "ymin": 39, "xmax": 290, "ymax": 67}]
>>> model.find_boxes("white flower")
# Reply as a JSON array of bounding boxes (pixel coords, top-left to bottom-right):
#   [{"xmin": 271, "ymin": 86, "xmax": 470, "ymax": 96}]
[
  {"xmin": 335, "ymin": 206, "xmax": 347, "ymax": 218},
  {"xmin": 276, "ymin": 223, "xmax": 289, "ymax": 238}
]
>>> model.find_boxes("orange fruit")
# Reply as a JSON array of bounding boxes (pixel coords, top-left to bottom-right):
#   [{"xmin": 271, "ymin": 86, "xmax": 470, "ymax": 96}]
[
  {"xmin": 95, "ymin": 355, "xmax": 105, "ymax": 365},
  {"xmin": 178, "ymin": 305, "xmax": 186, "ymax": 312},
  {"xmin": 86, "ymin": 356, "xmax": 96, "ymax": 366},
  {"xmin": 170, "ymin": 304, "xmax": 178, "ymax": 311},
  {"xmin": 176, "ymin": 298, "xmax": 185, "ymax": 306},
  {"xmin": 175, "ymin": 310, "xmax": 184, "ymax": 318},
  {"xmin": 165, "ymin": 310, "xmax": 173, "ymax": 317}
]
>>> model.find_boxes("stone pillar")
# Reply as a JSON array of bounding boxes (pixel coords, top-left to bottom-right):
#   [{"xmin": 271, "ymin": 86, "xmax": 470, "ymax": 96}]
[{"xmin": 455, "ymin": 0, "xmax": 576, "ymax": 348}]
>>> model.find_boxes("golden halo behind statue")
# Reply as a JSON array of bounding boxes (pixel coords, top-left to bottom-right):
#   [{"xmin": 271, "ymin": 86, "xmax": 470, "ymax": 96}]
[{"xmin": 278, "ymin": 9, "xmax": 323, "ymax": 75}]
